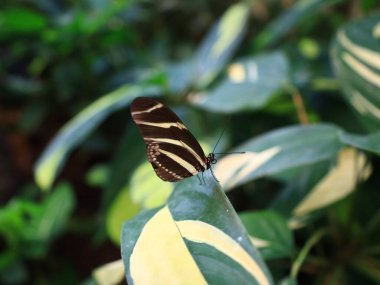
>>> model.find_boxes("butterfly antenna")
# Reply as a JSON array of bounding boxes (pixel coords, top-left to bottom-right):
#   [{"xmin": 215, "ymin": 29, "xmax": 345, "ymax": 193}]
[
  {"xmin": 212, "ymin": 128, "xmax": 225, "ymax": 153},
  {"xmin": 214, "ymin": 151, "xmax": 246, "ymax": 155},
  {"xmin": 209, "ymin": 167, "xmax": 219, "ymax": 182}
]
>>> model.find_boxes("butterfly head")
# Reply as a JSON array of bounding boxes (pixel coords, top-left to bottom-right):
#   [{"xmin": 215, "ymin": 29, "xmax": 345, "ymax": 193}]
[{"xmin": 205, "ymin": 153, "xmax": 217, "ymax": 169}]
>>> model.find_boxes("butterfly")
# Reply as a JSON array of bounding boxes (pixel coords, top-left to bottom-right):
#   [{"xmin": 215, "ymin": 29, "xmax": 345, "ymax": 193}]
[{"xmin": 130, "ymin": 97, "xmax": 218, "ymax": 182}]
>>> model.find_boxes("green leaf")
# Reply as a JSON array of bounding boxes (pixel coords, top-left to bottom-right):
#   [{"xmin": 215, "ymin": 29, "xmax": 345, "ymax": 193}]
[
  {"xmin": 23, "ymin": 183, "xmax": 75, "ymax": 257},
  {"xmin": 130, "ymin": 162, "xmax": 173, "ymax": 209},
  {"xmin": 121, "ymin": 172, "xmax": 274, "ymax": 285},
  {"xmin": 190, "ymin": 52, "xmax": 289, "ymax": 113},
  {"xmin": 240, "ymin": 211, "xmax": 294, "ymax": 260},
  {"xmin": 34, "ymin": 83, "xmax": 163, "ymax": 191},
  {"xmin": 0, "ymin": 8, "xmax": 47, "ymax": 35},
  {"xmin": 193, "ymin": 3, "xmax": 249, "ymax": 88},
  {"xmin": 331, "ymin": 12, "xmax": 380, "ymax": 130},
  {"xmin": 255, "ymin": 0, "xmax": 341, "ymax": 49},
  {"xmin": 339, "ymin": 130, "xmax": 380, "ymax": 155},
  {"xmin": 215, "ymin": 124, "xmax": 343, "ymax": 190},
  {"xmin": 106, "ymin": 186, "xmax": 140, "ymax": 245}
]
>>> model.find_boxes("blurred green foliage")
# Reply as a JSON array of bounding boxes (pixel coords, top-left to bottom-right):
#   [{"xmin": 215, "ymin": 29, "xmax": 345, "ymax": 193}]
[{"xmin": 1, "ymin": 0, "xmax": 380, "ymax": 284}]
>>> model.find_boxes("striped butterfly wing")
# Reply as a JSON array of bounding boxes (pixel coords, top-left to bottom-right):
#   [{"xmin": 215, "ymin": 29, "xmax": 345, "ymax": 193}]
[{"xmin": 130, "ymin": 97, "xmax": 208, "ymax": 182}]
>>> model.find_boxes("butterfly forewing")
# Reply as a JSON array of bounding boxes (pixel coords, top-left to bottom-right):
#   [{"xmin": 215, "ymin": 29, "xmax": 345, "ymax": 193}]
[{"xmin": 131, "ymin": 97, "xmax": 208, "ymax": 181}]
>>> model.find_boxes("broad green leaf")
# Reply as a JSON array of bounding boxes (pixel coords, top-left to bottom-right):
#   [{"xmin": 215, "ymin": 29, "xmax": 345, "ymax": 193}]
[
  {"xmin": 92, "ymin": 259, "xmax": 124, "ymax": 285},
  {"xmin": 0, "ymin": 8, "xmax": 47, "ymax": 35},
  {"xmin": 292, "ymin": 148, "xmax": 371, "ymax": 217},
  {"xmin": 240, "ymin": 211, "xmax": 294, "ymax": 260},
  {"xmin": 215, "ymin": 124, "xmax": 342, "ymax": 190},
  {"xmin": 130, "ymin": 162, "xmax": 173, "ymax": 209},
  {"xmin": 106, "ymin": 186, "xmax": 140, "ymax": 245},
  {"xmin": 193, "ymin": 3, "xmax": 249, "ymax": 88},
  {"xmin": 255, "ymin": 0, "xmax": 341, "ymax": 49},
  {"xmin": 331, "ymin": 13, "xmax": 380, "ymax": 129},
  {"xmin": 339, "ymin": 130, "xmax": 380, "ymax": 155},
  {"xmin": 166, "ymin": 59, "xmax": 195, "ymax": 93},
  {"xmin": 190, "ymin": 52, "xmax": 289, "ymax": 113},
  {"xmin": 34, "ymin": 83, "xmax": 163, "ymax": 191},
  {"xmin": 121, "ymin": 172, "xmax": 274, "ymax": 285}
]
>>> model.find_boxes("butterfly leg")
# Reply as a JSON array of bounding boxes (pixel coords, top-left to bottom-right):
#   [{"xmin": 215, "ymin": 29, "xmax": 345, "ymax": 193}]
[{"xmin": 196, "ymin": 174, "xmax": 202, "ymax": 185}]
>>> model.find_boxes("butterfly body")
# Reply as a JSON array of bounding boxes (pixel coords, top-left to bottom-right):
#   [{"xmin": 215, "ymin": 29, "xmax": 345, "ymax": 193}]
[{"xmin": 131, "ymin": 97, "xmax": 216, "ymax": 182}]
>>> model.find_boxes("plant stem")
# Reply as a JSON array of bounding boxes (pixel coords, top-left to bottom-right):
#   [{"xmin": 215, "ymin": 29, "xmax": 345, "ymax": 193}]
[
  {"xmin": 291, "ymin": 229, "xmax": 327, "ymax": 279},
  {"xmin": 288, "ymin": 85, "xmax": 309, "ymax": 124}
]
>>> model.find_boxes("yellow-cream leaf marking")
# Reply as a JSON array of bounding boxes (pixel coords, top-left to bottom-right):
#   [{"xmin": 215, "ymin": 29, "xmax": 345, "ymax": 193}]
[
  {"xmin": 211, "ymin": 4, "xmax": 247, "ymax": 58},
  {"xmin": 342, "ymin": 52, "xmax": 380, "ymax": 88},
  {"xmin": 373, "ymin": 22, "xmax": 380, "ymax": 38},
  {"xmin": 129, "ymin": 207, "xmax": 207, "ymax": 285},
  {"xmin": 293, "ymin": 148, "xmax": 372, "ymax": 216},
  {"xmin": 176, "ymin": 220, "xmax": 270, "ymax": 285},
  {"xmin": 351, "ymin": 90, "xmax": 380, "ymax": 119},
  {"xmin": 228, "ymin": 63, "xmax": 246, "ymax": 83},
  {"xmin": 338, "ymin": 31, "xmax": 380, "ymax": 69},
  {"xmin": 215, "ymin": 148, "xmax": 280, "ymax": 190}
]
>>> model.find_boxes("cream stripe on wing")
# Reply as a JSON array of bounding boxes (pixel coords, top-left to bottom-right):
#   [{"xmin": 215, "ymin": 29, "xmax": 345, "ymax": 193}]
[
  {"xmin": 145, "ymin": 138, "xmax": 206, "ymax": 167},
  {"xmin": 135, "ymin": 121, "xmax": 186, "ymax": 129},
  {"xmin": 131, "ymin": 103, "xmax": 163, "ymax": 115},
  {"xmin": 158, "ymin": 149, "xmax": 198, "ymax": 175}
]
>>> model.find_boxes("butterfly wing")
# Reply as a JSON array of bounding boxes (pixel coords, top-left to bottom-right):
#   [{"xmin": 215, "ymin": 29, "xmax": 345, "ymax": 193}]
[{"xmin": 131, "ymin": 97, "xmax": 207, "ymax": 181}]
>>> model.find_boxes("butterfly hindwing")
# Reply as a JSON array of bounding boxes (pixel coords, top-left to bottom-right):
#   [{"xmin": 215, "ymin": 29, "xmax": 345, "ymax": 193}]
[{"xmin": 131, "ymin": 97, "xmax": 208, "ymax": 181}]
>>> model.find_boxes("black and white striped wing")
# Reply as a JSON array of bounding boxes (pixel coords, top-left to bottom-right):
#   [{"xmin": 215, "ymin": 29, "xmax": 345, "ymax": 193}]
[{"xmin": 130, "ymin": 97, "xmax": 207, "ymax": 182}]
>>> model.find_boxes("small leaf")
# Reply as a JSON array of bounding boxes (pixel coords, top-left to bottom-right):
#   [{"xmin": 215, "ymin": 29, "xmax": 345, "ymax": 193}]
[
  {"xmin": 86, "ymin": 164, "xmax": 110, "ymax": 187},
  {"xmin": 240, "ymin": 211, "xmax": 294, "ymax": 260},
  {"xmin": 34, "ymin": 84, "xmax": 163, "ymax": 191},
  {"xmin": 92, "ymin": 259, "xmax": 124, "ymax": 285},
  {"xmin": 190, "ymin": 52, "xmax": 289, "ymax": 113}
]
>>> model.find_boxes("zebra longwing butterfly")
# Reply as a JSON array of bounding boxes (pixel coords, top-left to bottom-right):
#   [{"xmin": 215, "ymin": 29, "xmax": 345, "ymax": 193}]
[{"xmin": 130, "ymin": 97, "xmax": 216, "ymax": 182}]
